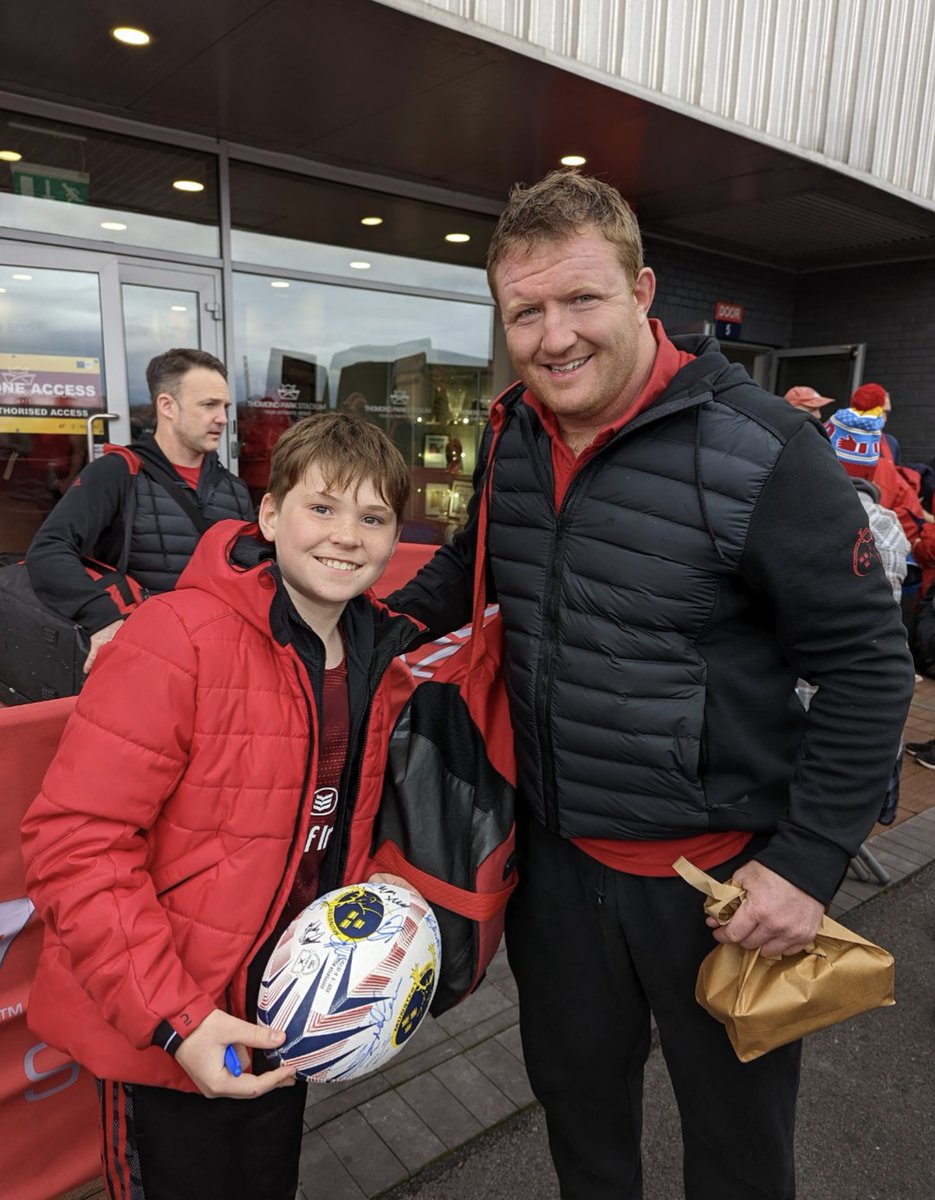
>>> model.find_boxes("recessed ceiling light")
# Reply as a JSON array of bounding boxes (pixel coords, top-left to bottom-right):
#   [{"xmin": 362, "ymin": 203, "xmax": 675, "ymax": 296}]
[
  {"xmin": 12, "ymin": 273, "xmax": 32, "ymax": 281},
  {"xmin": 170, "ymin": 305, "xmax": 188, "ymax": 312},
  {"xmin": 360, "ymin": 216, "xmax": 383, "ymax": 226},
  {"xmin": 0, "ymin": 150, "xmax": 22, "ymax": 162},
  {"xmin": 349, "ymin": 261, "xmax": 371, "ymax": 270},
  {"xmin": 0, "ymin": 288, "xmax": 6, "ymax": 294},
  {"xmin": 560, "ymin": 154, "xmax": 587, "ymax": 167},
  {"xmin": 270, "ymin": 280, "xmax": 290, "ymax": 288},
  {"xmin": 111, "ymin": 26, "xmax": 151, "ymax": 46},
  {"xmin": 100, "ymin": 221, "xmax": 127, "ymax": 231},
  {"xmin": 445, "ymin": 233, "xmax": 470, "ymax": 244},
  {"xmin": 172, "ymin": 179, "xmax": 204, "ymax": 193}
]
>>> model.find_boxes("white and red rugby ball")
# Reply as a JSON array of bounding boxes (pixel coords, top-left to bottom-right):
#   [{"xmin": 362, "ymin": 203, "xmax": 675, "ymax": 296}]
[{"xmin": 258, "ymin": 882, "xmax": 441, "ymax": 1082}]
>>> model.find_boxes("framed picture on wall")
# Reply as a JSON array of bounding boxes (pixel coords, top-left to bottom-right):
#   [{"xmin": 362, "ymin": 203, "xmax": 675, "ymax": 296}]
[
  {"xmin": 449, "ymin": 480, "xmax": 474, "ymax": 517},
  {"xmin": 423, "ymin": 433, "xmax": 447, "ymax": 468},
  {"xmin": 424, "ymin": 482, "xmax": 450, "ymax": 518}
]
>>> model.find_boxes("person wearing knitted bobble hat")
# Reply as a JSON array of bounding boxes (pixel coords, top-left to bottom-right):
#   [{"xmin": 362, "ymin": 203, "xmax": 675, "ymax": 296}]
[{"xmin": 827, "ymin": 383, "xmax": 935, "ymax": 581}]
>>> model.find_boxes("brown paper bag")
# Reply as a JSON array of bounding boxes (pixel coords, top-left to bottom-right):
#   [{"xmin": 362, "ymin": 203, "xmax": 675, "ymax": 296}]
[{"xmin": 673, "ymin": 856, "xmax": 895, "ymax": 1062}]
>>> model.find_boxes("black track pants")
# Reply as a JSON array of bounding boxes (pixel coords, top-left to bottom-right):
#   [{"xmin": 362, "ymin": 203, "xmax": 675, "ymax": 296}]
[
  {"xmin": 97, "ymin": 1076, "xmax": 307, "ymax": 1200},
  {"xmin": 505, "ymin": 817, "xmax": 801, "ymax": 1200}
]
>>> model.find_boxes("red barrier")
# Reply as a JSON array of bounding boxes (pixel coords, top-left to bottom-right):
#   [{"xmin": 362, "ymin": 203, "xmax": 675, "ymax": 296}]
[
  {"xmin": 0, "ymin": 541, "xmax": 437, "ymax": 1199},
  {"xmin": 1, "ymin": 695, "xmax": 100, "ymax": 1200}
]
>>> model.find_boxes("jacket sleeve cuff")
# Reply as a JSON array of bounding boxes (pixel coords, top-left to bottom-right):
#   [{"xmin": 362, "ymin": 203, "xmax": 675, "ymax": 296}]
[
  {"xmin": 74, "ymin": 593, "xmax": 124, "ymax": 635},
  {"xmin": 149, "ymin": 994, "xmax": 216, "ymax": 1056},
  {"xmin": 753, "ymin": 823, "xmax": 853, "ymax": 907}
]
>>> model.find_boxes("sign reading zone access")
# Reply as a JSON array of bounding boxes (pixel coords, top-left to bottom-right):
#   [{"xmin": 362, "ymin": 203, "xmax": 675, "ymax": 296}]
[{"xmin": 0, "ymin": 354, "xmax": 103, "ymax": 434}]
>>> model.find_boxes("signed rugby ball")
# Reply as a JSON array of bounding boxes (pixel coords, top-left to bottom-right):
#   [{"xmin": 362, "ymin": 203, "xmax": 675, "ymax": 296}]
[{"xmin": 258, "ymin": 882, "xmax": 440, "ymax": 1081}]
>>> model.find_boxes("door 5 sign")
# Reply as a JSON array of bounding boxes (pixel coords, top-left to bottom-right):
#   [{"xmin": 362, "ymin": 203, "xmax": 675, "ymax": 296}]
[{"xmin": 714, "ymin": 301, "xmax": 744, "ymax": 341}]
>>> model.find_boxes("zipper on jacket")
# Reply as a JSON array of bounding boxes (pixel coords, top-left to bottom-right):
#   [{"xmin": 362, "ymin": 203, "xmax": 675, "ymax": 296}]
[{"xmin": 534, "ymin": 508, "xmax": 569, "ymax": 835}]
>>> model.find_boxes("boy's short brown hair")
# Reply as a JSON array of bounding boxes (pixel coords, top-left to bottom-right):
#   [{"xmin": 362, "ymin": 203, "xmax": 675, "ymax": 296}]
[
  {"xmin": 266, "ymin": 413, "xmax": 410, "ymax": 520},
  {"xmin": 486, "ymin": 170, "xmax": 644, "ymax": 293}
]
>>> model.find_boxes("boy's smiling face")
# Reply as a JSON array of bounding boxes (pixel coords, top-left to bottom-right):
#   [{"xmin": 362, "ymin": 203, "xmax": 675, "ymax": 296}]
[{"xmin": 259, "ymin": 464, "xmax": 400, "ymax": 630}]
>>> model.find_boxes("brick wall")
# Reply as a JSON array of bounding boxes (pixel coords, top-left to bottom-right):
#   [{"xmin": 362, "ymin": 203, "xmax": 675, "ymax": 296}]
[
  {"xmin": 792, "ymin": 260, "xmax": 935, "ymax": 463},
  {"xmin": 644, "ymin": 236, "xmax": 797, "ymax": 348}
]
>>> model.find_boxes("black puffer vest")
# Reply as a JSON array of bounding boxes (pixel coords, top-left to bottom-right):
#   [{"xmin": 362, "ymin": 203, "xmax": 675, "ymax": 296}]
[
  {"xmin": 486, "ymin": 342, "xmax": 806, "ymax": 841},
  {"xmin": 127, "ymin": 442, "xmax": 253, "ymax": 594}
]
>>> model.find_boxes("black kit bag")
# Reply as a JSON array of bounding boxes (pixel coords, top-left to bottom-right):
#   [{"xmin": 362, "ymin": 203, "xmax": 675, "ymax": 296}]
[
  {"xmin": 368, "ymin": 440, "xmax": 518, "ymax": 1015},
  {"xmin": 0, "ymin": 447, "xmax": 146, "ymax": 704}
]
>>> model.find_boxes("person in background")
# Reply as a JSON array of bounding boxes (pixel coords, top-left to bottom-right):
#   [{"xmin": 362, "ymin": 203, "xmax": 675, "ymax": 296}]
[
  {"xmin": 387, "ymin": 170, "xmax": 913, "ymax": 1200},
  {"xmin": 783, "ymin": 384, "xmax": 833, "ymax": 415},
  {"xmin": 26, "ymin": 348, "xmax": 253, "ymax": 673},
  {"xmin": 21, "ymin": 414, "xmax": 421, "ymax": 1200}
]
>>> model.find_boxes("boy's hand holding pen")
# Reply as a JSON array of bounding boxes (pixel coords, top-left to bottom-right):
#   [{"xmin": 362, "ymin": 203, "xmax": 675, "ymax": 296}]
[{"xmin": 172, "ymin": 1009, "xmax": 296, "ymax": 1098}]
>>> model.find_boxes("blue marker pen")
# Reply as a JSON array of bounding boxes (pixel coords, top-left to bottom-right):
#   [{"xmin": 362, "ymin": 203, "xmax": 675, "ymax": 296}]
[{"xmin": 224, "ymin": 1044, "xmax": 242, "ymax": 1077}]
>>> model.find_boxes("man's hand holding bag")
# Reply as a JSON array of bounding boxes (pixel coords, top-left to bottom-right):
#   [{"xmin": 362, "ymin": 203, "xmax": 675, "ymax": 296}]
[{"xmin": 674, "ymin": 856, "xmax": 895, "ymax": 1062}]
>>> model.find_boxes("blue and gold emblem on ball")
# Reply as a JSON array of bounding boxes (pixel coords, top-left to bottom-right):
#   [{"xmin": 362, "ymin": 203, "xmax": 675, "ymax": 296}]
[
  {"xmin": 325, "ymin": 886, "xmax": 386, "ymax": 940},
  {"xmin": 393, "ymin": 947, "xmax": 438, "ymax": 1046}
]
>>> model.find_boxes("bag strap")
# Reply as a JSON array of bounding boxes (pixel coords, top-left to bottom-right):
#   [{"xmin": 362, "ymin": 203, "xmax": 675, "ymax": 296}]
[
  {"xmin": 372, "ymin": 840, "xmax": 514, "ymax": 920},
  {"xmin": 134, "ymin": 454, "xmax": 213, "ymax": 536},
  {"xmin": 101, "ymin": 445, "xmax": 140, "ymax": 577}
]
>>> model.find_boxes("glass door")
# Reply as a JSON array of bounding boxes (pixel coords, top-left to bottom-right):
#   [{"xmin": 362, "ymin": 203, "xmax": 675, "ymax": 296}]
[
  {"xmin": 768, "ymin": 344, "xmax": 866, "ymax": 412},
  {"xmin": 117, "ymin": 262, "xmax": 224, "ymax": 456},
  {"xmin": 0, "ymin": 244, "xmax": 122, "ymax": 556},
  {"xmin": 0, "ymin": 244, "xmax": 224, "ymax": 558}
]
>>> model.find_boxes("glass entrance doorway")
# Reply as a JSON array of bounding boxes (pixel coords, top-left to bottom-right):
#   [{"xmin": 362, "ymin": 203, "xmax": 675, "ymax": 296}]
[{"xmin": 0, "ymin": 242, "xmax": 221, "ymax": 556}]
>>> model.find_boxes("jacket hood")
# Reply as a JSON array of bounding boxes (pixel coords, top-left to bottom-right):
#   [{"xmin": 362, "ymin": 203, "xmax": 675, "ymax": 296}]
[
  {"xmin": 174, "ymin": 519, "xmax": 278, "ymax": 636},
  {"xmin": 131, "ymin": 433, "xmax": 223, "ymax": 479}
]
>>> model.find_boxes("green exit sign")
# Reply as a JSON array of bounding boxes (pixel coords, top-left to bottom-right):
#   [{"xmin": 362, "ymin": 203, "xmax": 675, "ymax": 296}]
[{"xmin": 11, "ymin": 161, "xmax": 89, "ymax": 205}]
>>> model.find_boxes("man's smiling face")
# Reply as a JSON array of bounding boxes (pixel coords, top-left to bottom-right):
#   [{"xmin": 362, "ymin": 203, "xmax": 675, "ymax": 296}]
[{"xmin": 493, "ymin": 227, "xmax": 656, "ymax": 438}]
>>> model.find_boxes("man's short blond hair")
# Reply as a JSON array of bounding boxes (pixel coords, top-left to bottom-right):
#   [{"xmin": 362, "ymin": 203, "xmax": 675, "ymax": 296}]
[
  {"xmin": 486, "ymin": 171, "xmax": 644, "ymax": 294},
  {"xmin": 266, "ymin": 413, "xmax": 410, "ymax": 520}
]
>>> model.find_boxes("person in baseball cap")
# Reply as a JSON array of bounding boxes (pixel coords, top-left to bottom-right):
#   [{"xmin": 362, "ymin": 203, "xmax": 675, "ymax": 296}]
[{"xmin": 784, "ymin": 385, "xmax": 834, "ymax": 413}]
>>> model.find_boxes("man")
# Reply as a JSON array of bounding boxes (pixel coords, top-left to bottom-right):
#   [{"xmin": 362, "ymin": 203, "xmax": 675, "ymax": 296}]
[
  {"xmin": 388, "ymin": 173, "xmax": 913, "ymax": 1199},
  {"xmin": 27, "ymin": 348, "xmax": 253, "ymax": 673},
  {"xmin": 783, "ymin": 384, "xmax": 833, "ymax": 414}
]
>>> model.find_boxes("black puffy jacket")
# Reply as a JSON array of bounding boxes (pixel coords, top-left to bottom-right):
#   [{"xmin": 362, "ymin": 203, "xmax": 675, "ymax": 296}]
[
  {"xmin": 26, "ymin": 436, "xmax": 253, "ymax": 633},
  {"xmin": 390, "ymin": 336, "xmax": 914, "ymax": 904}
]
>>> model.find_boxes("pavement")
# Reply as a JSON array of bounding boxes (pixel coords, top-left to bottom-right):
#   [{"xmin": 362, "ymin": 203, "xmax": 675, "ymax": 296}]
[
  {"xmin": 289, "ymin": 677, "xmax": 935, "ymax": 1200},
  {"xmin": 64, "ymin": 678, "xmax": 935, "ymax": 1200}
]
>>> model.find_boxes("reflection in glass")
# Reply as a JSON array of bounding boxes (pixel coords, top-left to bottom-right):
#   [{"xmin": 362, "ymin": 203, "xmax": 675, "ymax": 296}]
[
  {"xmin": 234, "ymin": 273, "xmax": 493, "ymax": 543},
  {"xmin": 0, "ymin": 264, "xmax": 104, "ymax": 555},
  {"xmin": 230, "ymin": 161, "xmax": 494, "ymax": 296},
  {"xmin": 0, "ymin": 110, "xmax": 219, "ymax": 257},
  {"xmin": 122, "ymin": 285, "xmax": 199, "ymax": 438}
]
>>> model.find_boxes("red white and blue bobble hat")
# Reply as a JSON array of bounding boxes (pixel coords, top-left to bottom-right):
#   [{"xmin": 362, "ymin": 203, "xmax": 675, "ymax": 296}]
[{"xmin": 826, "ymin": 405, "xmax": 885, "ymax": 466}]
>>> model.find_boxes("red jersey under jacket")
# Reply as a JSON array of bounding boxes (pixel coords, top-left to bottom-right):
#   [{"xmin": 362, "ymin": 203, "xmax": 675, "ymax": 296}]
[{"xmin": 21, "ymin": 520, "xmax": 422, "ymax": 1090}]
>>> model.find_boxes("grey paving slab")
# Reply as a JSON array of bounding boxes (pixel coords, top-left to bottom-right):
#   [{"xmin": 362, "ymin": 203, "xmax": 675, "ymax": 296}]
[
  {"xmin": 381, "ymin": 1032, "xmax": 463, "ymax": 1087},
  {"xmin": 484, "ymin": 948, "xmax": 513, "ymax": 982},
  {"xmin": 452, "ymin": 1003, "xmax": 519, "ymax": 1050},
  {"xmin": 465, "ymin": 1038, "xmax": 536, "ymax": 1108},
  {"xmin": 431, "ymin": 1054, "xmax": 517, "ymax": 1126},
  {"xmin": 396, "ymin": 1072, "xmax": 484, "ymax": 1148},
  {"xmin": 488, "ymin": 972, "xmax": 519, "ymax": 1005},
  {"xmin": 872, "ymin": 831, "xmax": 933, "ymax": 866},
  {"xmin": 318, "ymin": 1109, "xmax": 408, "ymax": 1196},
  {"xmin": 297, "ymin": 1128, "xmax": 367, "ymax": 1200},
  {"xmin": 360, "ymin": 1088, "xmax": 448, "ymax": 1172},
  {"xmin": 495, "ymin": 1023, "xmax": 525, "ymax": 1063},
  {"xmin": 433, "ymin": 979, "xmax": 514, "ymax": 1037},
  {"xmin": 305, "ymin": 1072, "xmax": 392, "ymax": 1131},
  {"xmin": 869, "ymin": 846, "xmax": 920, "ymax": 878}
]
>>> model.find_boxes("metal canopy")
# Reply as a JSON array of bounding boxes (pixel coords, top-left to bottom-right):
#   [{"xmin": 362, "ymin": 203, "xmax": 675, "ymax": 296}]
[{"xmin": 3, "ymin": 0, "xmax": 935, "ymax": 271}]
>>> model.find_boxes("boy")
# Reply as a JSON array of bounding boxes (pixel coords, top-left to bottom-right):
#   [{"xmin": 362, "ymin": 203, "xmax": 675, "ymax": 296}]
[{"xmin": 21, "ymin": 414, "xmax": 422, "ymax": 1200}]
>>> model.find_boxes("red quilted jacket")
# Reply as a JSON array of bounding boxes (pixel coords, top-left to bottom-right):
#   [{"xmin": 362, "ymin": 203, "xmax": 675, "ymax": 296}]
[{"xmin": 21, "ymin": 520, "xmax": 421, "ymax": 1089}]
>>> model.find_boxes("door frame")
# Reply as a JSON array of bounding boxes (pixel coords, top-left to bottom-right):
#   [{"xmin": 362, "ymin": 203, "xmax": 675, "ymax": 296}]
[
  {"xmin": 767, "ymin": 343, "xmax": 866, "ymax": 398},
  {"xmin": 0, "ymin": 240, "xmax": 225, "ymax": 459}
]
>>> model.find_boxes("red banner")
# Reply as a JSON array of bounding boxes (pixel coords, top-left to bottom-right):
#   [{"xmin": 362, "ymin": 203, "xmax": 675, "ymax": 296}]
[{"xmin": 1, "ymin": 697, "xmax": 99, "ymax": 1200}]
